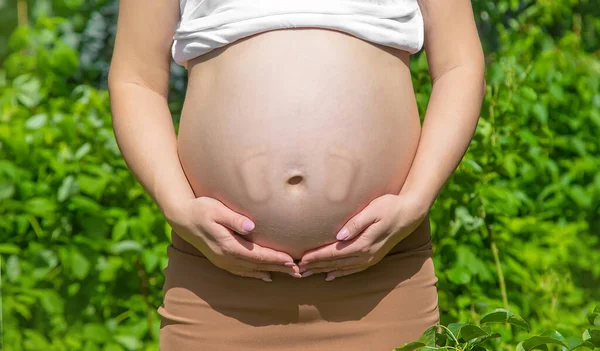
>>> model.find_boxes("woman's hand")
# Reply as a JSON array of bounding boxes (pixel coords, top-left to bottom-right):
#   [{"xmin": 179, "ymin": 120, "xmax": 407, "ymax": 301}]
[
  {"xmin": 297, "ymin": 193, "xmax": 429, "ymax": 281},
  {"xmin": 166, "ymin": 196, "xmax": 302, "ymax": 282}
]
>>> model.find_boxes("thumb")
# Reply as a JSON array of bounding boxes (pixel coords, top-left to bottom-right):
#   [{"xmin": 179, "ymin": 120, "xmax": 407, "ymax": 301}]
[
  {"xmin": 212, "ymin": 206, "xmax": 256, "ymax": 235},
  {"xmin": 337, "ymin": 209, "xmax": 378, "ymax": 241}
]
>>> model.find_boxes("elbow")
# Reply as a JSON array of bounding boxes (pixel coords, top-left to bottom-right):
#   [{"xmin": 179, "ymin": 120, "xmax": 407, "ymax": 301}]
[
  {"xmin": 107, "ymin": 64, "xmax": 124, "ymax": 96},
  {"xmin": 107, "ymin": 67, "xmax": 119, "ymax": 100}
]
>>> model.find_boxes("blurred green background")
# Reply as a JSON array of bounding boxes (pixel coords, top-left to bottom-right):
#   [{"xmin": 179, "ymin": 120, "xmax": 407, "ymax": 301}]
[{"xmin": 0, "ymin": 0, "xmax": 599, "ymax": 350}]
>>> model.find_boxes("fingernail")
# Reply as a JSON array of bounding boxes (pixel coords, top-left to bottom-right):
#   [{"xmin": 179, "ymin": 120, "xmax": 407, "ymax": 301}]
[
  {"xmin": 336, "ymin": 227, "xmax": 349, "ymax": 240},
  {"xmin": 325, "ymin": 275, "xmax": 336, "ymax": 281},
  {"xmin": 298, "ymin": 261, "xmax": 309, "ymax": 267},
  {"xmin": 299, "ymin": 267, "xmax": 307, "ymax": 273},
  {"xmin": 284, "ymin": 262, "xmax": 296, "ymax": 267},
  {"xmin": 301, "ymin": 271, "xmax": 313, "ymax": 278},
  {"xmin": 242, "ymin": 219, "xmax": 255, "ymax": 232},
  {"xmin": 289, "ymin": 272, "xmax": 302, "ymax": 278},
  {"xmin": 262, "ymin": 277, "xmax": 272, "ymax": 282}
]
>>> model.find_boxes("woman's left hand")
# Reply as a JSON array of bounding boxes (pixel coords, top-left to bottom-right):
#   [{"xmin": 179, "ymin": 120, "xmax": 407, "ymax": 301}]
[{"xmin": 298, "ymin": 192, "xmax": 429, "ymax": 281}]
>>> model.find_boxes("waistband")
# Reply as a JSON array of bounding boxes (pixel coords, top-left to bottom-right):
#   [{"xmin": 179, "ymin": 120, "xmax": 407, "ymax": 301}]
[{"xmin": 170, "ymin": 214, "xmax": 432, "ymax": 259}]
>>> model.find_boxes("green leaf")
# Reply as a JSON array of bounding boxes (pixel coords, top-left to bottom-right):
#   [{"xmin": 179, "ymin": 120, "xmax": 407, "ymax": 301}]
[
  {"xmin": 462, "ymin": 159, "xmax": 483, "ymax": 173},
  {"xmin": 417, "ymin": 325, "xmax": 440, "ymax": 347},
  {"xmin": 520, "ymin": 86, "xmax": 538, "ymax": 101},
  {"xmin": 13, "ymin": 301, "xmax": 32, "ymax": 320},
  {"xmin": 38, "ymin": 290, "xmax": 64, "ymax": 315},
  {"xmin": 8, "ymin": 26, "xmax": 31, "ymax": 51},
  {"xmin": 569, "ymin": 185, "xmax": 593, "ymax": 209},
  {"xmin": 112, "ymin": 219, "xmax": 129, "ymax": 241},
  {"xmin": 565, "ymin": 336, "xmax": 595, "ymax": 351},
  {"xmin": 458, "ymin": 324, "xmax": 489, "ymax": 341},
  {"xmin": 64, "ymin": 0, "xmax": 85, "ymax": 9},
  {"xmin": 98, "ymin": 256, "xmax": 124, "ymax": 282},
  {"xmin": 142, "ymin": 250, "xmax": 159, "ymax": 272},
  {"xmin": 13, "ymin": 74, "xmax": 42, "ymax": 108},
  {"xmin": 49, "ymin": 41, "xmax": 79, "ymax": 75},
  {"xmin": 582, "ymin": 329, "xmax": 600, "ymax": 347},
  {"xmin": 517, "ymin": 335, "xmax": 568, "ymax": 351},
  {"xmin": 75, "ymin": 143, "xmax": 92, "ymax": 160},
  {"xmin": 83, "ymin": 323, "xmax": 111, "ymax": 343},
  {"xmin": 58, "ymin": 175, "xmax": 78, "ymax": 202},
  {"xmin": 109, "ymin": 240, "xmax": 143, "ymax": 255},
  {"xmin": 587, "ymin": 306, "xmax": 600, "ymax": 327},
  {"xmin": 471, "ymin": 332, "xmax": 501, "ymax": 345},
  {"xmin": 479, "ymin": 308, "xmax": 530, "ymax": 332},
  {"xmin": 25, "ymin": 197, "xmax": 57, "ymax": 216},
  {"xmin": 104, "ymin": 343, "xmax": 125, "ymax": 351},
  {"xmin": 540, "ymin": 329, "xmax": 565, "ymax": 343},
  {"xmin": 24, "ymin": 114, "xmax": 47, "ymax": 130},
  {"xmin": 69, "ymin": 195, "xmax": 103, "ymax": 213},
  {"xmin": 0, "ymin": 244, "xmax": 20, "ymax": 254},
  {"xmin": 503, "ymin": 154, "xmax": 517, "ymax": 178},
  {"xmin": 394, "ymin": 341, "xmax": 426, "ymax": 351},
  {"xmin": 6, "ymin": 255, "xmax": 21, "ymax": 281},
  {"xmin": 447, "ymin": 266, "xmax": 471, "ymax": 285},
  {"xmin": 447, "ymin": 323, "xmax": 464, "ymax": 340},
  {"xmin": 77, "ymin": 174, "xmax": 108, "ymax": 198},
  {"xmin": 71, "ymin": 248, "xmax": 91, "ymax": 280},
  {"xmin": 532, "ymin": 103, "xmax": 548, "ymax": 124},
  {"xmin": 0, "ymin": 182, "xmax": 15, "ymax": 200},
  {"xmin": 114, "ymin": 335, "xmax": 143, "ymax": 351},
  {"xmin": 455, "ymin": 207, "xmax": 484, "ymax": 231}
]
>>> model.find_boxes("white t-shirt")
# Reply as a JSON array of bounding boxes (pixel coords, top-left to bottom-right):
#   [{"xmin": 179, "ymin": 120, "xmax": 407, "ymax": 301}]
[{"xmin": 172, "ymin": 0, "xmax": 424, "ymax": 67}]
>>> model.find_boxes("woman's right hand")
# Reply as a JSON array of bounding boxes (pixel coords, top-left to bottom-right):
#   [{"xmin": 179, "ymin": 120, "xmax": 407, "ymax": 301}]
[{"xmin": 165, "ymin": 196, "xmax": 302, "ymax": 282}]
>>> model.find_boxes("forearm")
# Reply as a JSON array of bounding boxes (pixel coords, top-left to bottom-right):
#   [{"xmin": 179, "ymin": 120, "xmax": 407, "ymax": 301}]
[
  {"xmin": 399, "ymin": 65, "xmax": 486, "ymax": 211},
  {"xmin": 108, "ymin": 82, "xmax": 196, "ymax": 221}
]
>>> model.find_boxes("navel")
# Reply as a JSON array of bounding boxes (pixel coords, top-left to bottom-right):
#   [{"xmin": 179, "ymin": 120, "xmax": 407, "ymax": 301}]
[{"xmin": 287, "ymin": 174, "xmax": 304, "ymax": 185}]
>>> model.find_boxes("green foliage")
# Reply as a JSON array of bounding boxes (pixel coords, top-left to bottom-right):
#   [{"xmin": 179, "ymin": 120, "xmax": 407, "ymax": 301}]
[
  {"xmin": 0, "ymin": 15, "xmax": 168, "ymax": 351},
  {"xmin": 410, "ymin": 3, "xmax": 600, "ymax": 344},
  {"xmin": 0, "ymin": 0, "xmax": 599, "ymax": 350},
  {"xmin": 395, "ymin": 307, "xmax": 600, "ymax": 351}
]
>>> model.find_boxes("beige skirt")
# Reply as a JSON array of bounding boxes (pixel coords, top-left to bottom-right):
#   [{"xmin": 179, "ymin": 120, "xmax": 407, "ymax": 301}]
[{"xmin": 158, "ymin": 218, "xmax": 440, "ymax": 351}]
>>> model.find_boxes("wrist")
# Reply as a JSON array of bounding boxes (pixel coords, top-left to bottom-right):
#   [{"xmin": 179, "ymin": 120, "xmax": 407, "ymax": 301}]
[
  {"xmin": 397, "ymin": 187, "xmax": 436, "ymax": 219},
  {"xmin": 158, "ymin": 192, "xmax": 196, "ymax": 227}
]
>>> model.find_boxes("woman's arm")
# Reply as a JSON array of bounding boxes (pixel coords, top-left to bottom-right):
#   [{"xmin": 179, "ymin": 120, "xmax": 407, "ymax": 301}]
[
  {"xmin": 295, "ymin": 0, "xmax": 486, "ymax": 278},
  {"xmin": 107, "ymin": 0, "xmax": 300, "ymax": 280},
  {"xmin": 399, "ymin": 0, "xmax": 486, "ymax": 211},
  {"xmin": 107, "ymin": 0, "xmax": 194, "ymax": 220}
]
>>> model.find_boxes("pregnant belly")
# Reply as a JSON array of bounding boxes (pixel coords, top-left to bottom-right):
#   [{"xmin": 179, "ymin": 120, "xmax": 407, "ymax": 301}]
[{"xmin": 177, "ymin": 29, "xmax": 422, "ymax": 259}]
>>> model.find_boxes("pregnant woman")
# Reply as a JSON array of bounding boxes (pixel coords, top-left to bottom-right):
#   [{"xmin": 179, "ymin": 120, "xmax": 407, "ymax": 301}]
[{"xmin": 108, "ymin": 0, "xmax": 485, "ymax": 350}]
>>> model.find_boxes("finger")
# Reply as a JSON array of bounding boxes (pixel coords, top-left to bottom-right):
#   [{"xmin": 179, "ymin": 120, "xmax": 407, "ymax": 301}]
[
  {"xmin": 211, "ymin": 201, "xmax": 256, "ymax": 235},
  {"xmin": 299, "ymin": 256, "xmax": 364, "ymax": 271},
  {"xmin": 299, "ymin": 240, "xmax": 360, "ymax": 266},
  {"xmin": 325, "ymin": 267, "xmax": 369, "ymax": 281},
  {"xmin": 230, "ymin": 234, "xmax": 296, "ymax": 265},
  {"xmin": 229, "ymin": 269, "xmax": 273, "ymax": 282},
  {"xmin": 335, "ymin": 205, "xmax": 380, "ymax": 241}
]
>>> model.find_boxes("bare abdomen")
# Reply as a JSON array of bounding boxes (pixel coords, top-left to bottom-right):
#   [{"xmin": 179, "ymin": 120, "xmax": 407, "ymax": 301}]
[{"xmin": 177, "ymin": 29, "xmax": 421, "ymax": 259}]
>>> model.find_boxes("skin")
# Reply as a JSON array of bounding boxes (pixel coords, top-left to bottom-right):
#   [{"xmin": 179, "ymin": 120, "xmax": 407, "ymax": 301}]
[
  {"xmin": 108, "ymin": 0, "xmax": 303, "ymax": 282},
  {"xmin": 108, "ymin": 0, "xmax": 485, "ymax": 282},
  {"xmin": 297, "ymin": 0, "xmax": 487, "ymax": 280},
  {"xmin": 176, "ymin": 28, "xmax": 422, "ymax": 260}
]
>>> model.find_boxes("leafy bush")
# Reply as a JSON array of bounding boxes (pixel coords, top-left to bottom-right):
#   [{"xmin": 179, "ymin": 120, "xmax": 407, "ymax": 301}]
[
  {"xmin": 0, "ymin": 1, "xmax": 599, "ymax": 350},
  {"xmin": 1, "ymin": 16, "xmax": 168, "ymax": 351},
  {"xmin": 395, "ymin": 307, "xmax": 600, "ymax": 351}
]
